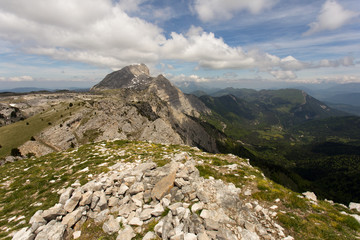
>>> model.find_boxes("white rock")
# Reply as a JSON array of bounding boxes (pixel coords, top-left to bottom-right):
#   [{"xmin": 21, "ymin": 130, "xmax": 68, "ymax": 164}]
[
  {"xmin": 118, "ymin": 183, "xmax": 129, "ymax": 195},
  {"xmin": 73, "ymin": 231, "xmax": 81, "ymax": 239},
  {"xmin": 184, "ymin": 233, "xmax": 197, "ymax": 240},
  {"xmin": 143, "ymin": 231, "xmax": 156, "ymax": 240},
  {"xmin": 151, "ymin": 203, "xmax": 164, "ymax": 216},
  {"xmin": 283, "ymin": 236, "xmax": 295, "ymax": 240},
  {"xmin": 103, "ymin": 215, "xmax": 120, "ymax": 234},
  {"xmin": 349, "ymin": 202, "xmax": 360, "ymax": 212},
  {"xmin": 128, "ymin": 217, "xmax": 143, "ymax": 226},
  {"xmin": 12, "ymin": 227, "xmax": 35, "ymax": 240},
  {"xmin": 302, "ymin": 191, "xmax": 317, "ymax": 202},
  {"xmin": 191, "ymin": 202, "xmax": 204, "ymax": 213},
  {"xmin": 140, "ymin": 208, "xmax": 153, "ymax": 221},
  {"xmin": 116, "ymin": 225, "xmax": 135, "ymax": 240}
]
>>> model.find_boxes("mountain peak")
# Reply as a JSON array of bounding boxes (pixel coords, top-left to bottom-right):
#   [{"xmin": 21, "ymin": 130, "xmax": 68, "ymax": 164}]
[
  {"xmin": 126, "ymin": 63, "xmax": 150, "ymax": 76},
  {"xmin": 91, "ymin": 63, "xmax": 151, "ymax": 90}
]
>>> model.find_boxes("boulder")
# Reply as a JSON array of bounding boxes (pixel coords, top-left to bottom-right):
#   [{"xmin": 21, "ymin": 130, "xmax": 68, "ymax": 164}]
[
  {"xmin": 151, "ymin": 170, "xmax": 177, "ymax": 200},
  {"xmin": 349, "ymin": 202, "xmax": 360, "ymax": 212},
  {"xmin": 116, "ymin": 225, "xmax": 135, "ymax": 240},
  {"xmin": 62, "ymin": 209, "xmax": 82, "ymax": 228},
  {"xmin": 12, "ymin": 227, "xmax": 35, "ymax": 240},
  {"xmin": 64, "ymin": 190, "xmax": 82, "ymax": 212},
  {"xmin": 302, "ymin": 191, "xmax": 317, "ymax": 202},
  {"xmin": 102, "ymin": 215, "xmax": 120, "ymax": 234},
  {"xmin": 35, "ymin": 221, "xmax": 66, "ymax": 240},
  {"xmin": 41, "ymin": 204, "xmax": 66, "ymax": 221},
  {"xmin": 59, "ymin": 188, "xmax": 74, "ymax": 205},
  {"xmin": 129, "ymin": 182, "xmax": 144, "ymax": 195},
  {"xmin": 79, "ymin": 191, "xmax": 93, "ymax": 206}
]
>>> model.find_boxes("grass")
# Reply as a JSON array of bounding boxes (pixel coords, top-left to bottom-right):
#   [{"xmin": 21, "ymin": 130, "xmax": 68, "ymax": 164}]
[{"xmin": 0, "ymin": 102, "xmax": 84, "ymax": 158}]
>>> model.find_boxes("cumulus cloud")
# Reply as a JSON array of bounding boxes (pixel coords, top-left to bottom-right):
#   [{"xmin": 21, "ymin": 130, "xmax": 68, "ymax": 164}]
[
  {"xmin": 192, "ymin": 0, "xmax": 278, "ymax": 22},
  {"xmin": 0, "ymin": 0, "xmax": 356, "ymax": 82},
  {"xmin": 304, "ymin": 0, "xmax": 359, "ymax": 36},
  {"xmin": 0, "ymin": 76, "xmax": 34, "ymax": 81}
]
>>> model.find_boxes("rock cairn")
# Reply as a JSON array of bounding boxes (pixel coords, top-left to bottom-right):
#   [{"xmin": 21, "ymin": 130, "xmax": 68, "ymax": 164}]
[{"xmin": 13, "ymin": 153, "xmax": 292, "ymax": 240}]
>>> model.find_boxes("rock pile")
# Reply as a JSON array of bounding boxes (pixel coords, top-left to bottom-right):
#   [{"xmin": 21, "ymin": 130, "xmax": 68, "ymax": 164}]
[{"xmin": 13, "ymin": 153, "xmax": 292, "ymax": 240}]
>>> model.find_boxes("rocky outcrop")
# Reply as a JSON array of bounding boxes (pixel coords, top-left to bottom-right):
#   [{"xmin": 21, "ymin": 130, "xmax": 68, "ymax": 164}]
[{"xmin": 14, "ymin": 153, "xmax": 292, "ymax": 240}]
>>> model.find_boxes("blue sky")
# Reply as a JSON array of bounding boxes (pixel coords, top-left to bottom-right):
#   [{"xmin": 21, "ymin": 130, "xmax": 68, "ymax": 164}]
[{"xmin": 0, "ymin": 0, "xmax": 359, "ymax": 89}]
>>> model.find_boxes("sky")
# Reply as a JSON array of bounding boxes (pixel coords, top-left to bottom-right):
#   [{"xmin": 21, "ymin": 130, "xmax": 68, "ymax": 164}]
[{"xmin": 0, "ymin": 0, "xmax": 359, "ymax": 90}]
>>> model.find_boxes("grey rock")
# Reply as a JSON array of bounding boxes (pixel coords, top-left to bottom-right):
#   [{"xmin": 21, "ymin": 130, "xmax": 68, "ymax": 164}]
[
  {"xmin": 140, "ymin": 208, "xmax": 153, "ymax": 221},
  {"xmin": 102, "ymin": 215, "xmax": 120, "ymax": 234},
  {"xmin": 204, "ymin": 219, "xmax": 219, "ymax": 231},
  {"xmin": 128, "ymin": 217, "xmax": 143, "ymax": 226},
  {"xmin": 35, "ymin": 220, "xmax": 66, "ymax": 240},
  {"xmin": 184, "ymin": 233, "xmax": 197, "ymax": 240},
  {"xmin": 118, "ymin": 183, "xmax": 129, "ymax": 195},
  {"xmin": 59, "ymin": 187, "xmax": 74, "ymax": 205},
  {"xmin": 41, "ymin": 204, "xmax": 66, "ymax": 221},
  {"xmin": 240, "ymin": 228, "xmax": 260, "ymax": 240},
  {"xmin": 79, "ymin": 191, "xmax": 93, "ymax": 206},
  {"xmin": 198, "ymin": 232, "xmax": 211, "ymax": 240},
  {"xmin": 94, "ymin": 209, "xmax": 110, "ymax": 223},
  {"xmin": 97, "ymin": 191, "xmax": 108, "ymax": 210},
  {"xmin": 12, "ymin": 227, "xmax": 35, "ymax": 240},
  {"xmin": 30, "ymin": 210, "xmax": 46, "ymax": 225},
  {"xmin": 62, "ymin": 208, "xmax": 82, "ymax": 228},
  {"xmin": 151, "ymin": 203, "xmax": 164, "ymax": 216},
  {"xmin": 116, "ymin": 225, "xmax": 135, "ymax": 240},
  {"xmin": 64, "ymin": 190, "xmax": 82, "ymax": 212},
  {"xmin": 143, "ymin": 231, "xmax": 156, "ymax": 240},
  {"xmin": 129, "ymin": 182, "xmax": 145, "ymax": 195},
  {"xmin": 108, "ymin": 196, "xmax": 119, "ymax": 207}
]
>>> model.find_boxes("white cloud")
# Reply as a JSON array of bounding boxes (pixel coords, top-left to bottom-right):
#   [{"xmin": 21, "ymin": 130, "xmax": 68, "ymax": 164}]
[
  {"xmin": 270, "ymin": 70, "xmax": 297, "ymax": 80},
  {"xmin": 167, "ymin": 73, "xmax": 209, "ymax": 83},
  {"xmin": 304, "ymin": 0, "xmax": 359, "ymax": 36},
  {"xmin": 193, "ymin": 0, "xmax": 278, "ymax": 22},
  {"xmin": 0, "ymin": 75, "xmax": 34, "ymax": 82}
]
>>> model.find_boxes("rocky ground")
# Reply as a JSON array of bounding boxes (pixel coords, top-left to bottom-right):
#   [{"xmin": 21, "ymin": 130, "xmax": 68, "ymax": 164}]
[{"xmin": 2, "ymin": 140, "xmax": 359, "ymax": 240}]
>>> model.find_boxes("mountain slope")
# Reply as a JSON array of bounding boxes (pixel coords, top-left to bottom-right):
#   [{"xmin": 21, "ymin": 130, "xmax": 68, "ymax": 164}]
[{"xmin": 3, "ymin": 140, "xmax": 360, "ymax": 240}]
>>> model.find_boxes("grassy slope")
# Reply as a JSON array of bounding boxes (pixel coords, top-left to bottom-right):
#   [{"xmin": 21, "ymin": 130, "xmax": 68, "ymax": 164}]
[
  {"xmin": 0, "ymin": 140, "xmax": 359, "ymax": 239},
  {"xmin": 0, "ymin": 103, "xmax": 83, "ymax": 158}
]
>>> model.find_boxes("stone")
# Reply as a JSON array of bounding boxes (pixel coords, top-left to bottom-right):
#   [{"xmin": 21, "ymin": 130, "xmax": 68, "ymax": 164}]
[
  {"xmin": 140, "ymin": 208, "xmax": 153, "ymax": 221},
  {"xmin": 240, "ymin": 228, "xmax": 260, "ymax": 240},
  {"xmin": 35, "ymin": 221, "xmax": 66, "ymax": 240},
  {"xmin": 29, "ymin": 210, "xmax": 46, "ymax": 225},
  {"xmin": 73, "ymin": 231, "xmax": 81, "ymax": 239},
  {"xmin": 59, "ymin": 187, "xmax": 74, "ymax": 205},
  {"xmin": 64, "ymin": 190, "xmax": 82, "ymax": 212},
  {"xmin": 283, "ymin": 236, "xmax": 295, "ymax": 240},
  {"xmin": 12, "ymin": 227, "xmax": 35, "ymax": 240},
  {"xmin": 151, "ymin": 203, "xmax": 164, "ymax": 216},
  {"xmin": 191, "ymin": 202, "xmax": 204, "ymax": 213},
  {"xmin": 254, "ymin": 205, "xmax": 263, "ymax": 212},
  {"xmin": 143, "ymin": 231, "xmax": 156, "ymax": 240},
  {"xmin": 41, "ymin": 204, "xmax": 67, "ymax": 221},
  {"xmin": 62, "ymin": 208, "xmax": 82, "ymax": 228},
  {"xmin": 118, "ymin": 183, "xmax": 129, "ymax": 195},
  {"xmin": 154, "ymin": 220, "xmax": 164, "ymax": 236},
  {"xmin": 245, "ymin": 221, "xmax": 256, "ymax": 232},
  {"xmin": 204, "ymin": 218, "xmax": 219, "ymax": 231},
  {"xmin": 184, "ymin": 233, "xmax": 197, "ymax": 240},
  {"xmin": 108, "ymin": 196, "xmax": 119, "ymax": 207},
  {"xmin": 129, "ymin": 182, "xmax": 145, "ymax": 195},
  {"xmin": 79, "ymin": 191, "xmax": 93, "ymax": 206},
  {"xmin": 103, "ymin": 215, "xmax": 120, "ymax": 234},
  {"xmin": 97, "ymin": 191, "xmax": 108, "ymax": 210},
  {"xmin": 116, "ymin": 225, "xmax": 135, "ymax": 240},
  {"xmin": 349, "ymin": 202, "xmax": 360, "ymax": 212},
  {"xmin": 94, "ymin": 209, "xmax": 110, "ymax": 223},
  {"xmin": 128, "ymin": 217, "xmax": 143, "ymax": 226},
  {"xmin": 83, "ymin": 181, "xmax": 103, "ymax": 192},
  {"xmin": 174, "ymin": 178, "xmax": 188, "ymax": 188},
  {"xmin": 302, "ymin": 191, "xmax": 317, "ymax": 202},
  {"xmin": 151, "ymin": 169, "xmax": 177, "ymax": 200},
  {"xmin": 198, "ymin": 232, "xmax": 211, "ymax": 240}
]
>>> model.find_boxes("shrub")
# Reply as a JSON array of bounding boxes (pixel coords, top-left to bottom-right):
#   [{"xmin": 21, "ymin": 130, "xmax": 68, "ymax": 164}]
[{"xmin": 11, "ymin": 148, "xmax": 21, "ymax": 157}]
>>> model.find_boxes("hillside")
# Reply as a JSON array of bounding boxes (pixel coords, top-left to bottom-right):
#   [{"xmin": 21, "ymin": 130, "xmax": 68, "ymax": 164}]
[
  {"xmin": 3, "ymin": 140, "xmax": 360, "ymax": 240},
  {"xmin": 198, "ymin": 88, "xmax": 360, "ymax": 204}
]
